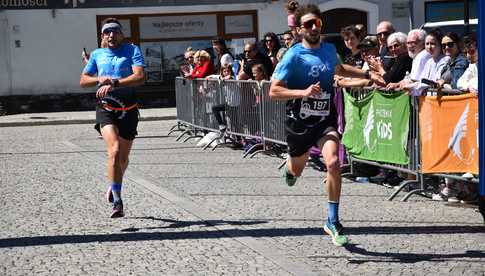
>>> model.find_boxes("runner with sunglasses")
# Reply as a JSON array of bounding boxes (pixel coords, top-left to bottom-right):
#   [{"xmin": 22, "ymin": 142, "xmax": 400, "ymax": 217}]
[
  {"xmin": 270, "ymin": 4, "xmax": 370, "ymax": 247},
  {"xmin": 80, "ymin": 18, "xmax": 146, "ymax": 218}
]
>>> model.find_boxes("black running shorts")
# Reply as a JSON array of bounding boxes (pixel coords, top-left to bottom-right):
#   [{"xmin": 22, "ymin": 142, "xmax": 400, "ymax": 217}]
[
  {"xmin": 95, "ymin": 106, "xmax": 139, "ymax": 141},
  {"xmin": 285, "ymin": 116, "xmax": 339, "ymax": 157}
]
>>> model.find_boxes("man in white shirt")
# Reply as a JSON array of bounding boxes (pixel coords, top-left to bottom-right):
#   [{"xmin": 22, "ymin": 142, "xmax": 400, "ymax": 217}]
[{"xmin": 387, "ymin": 29, "xmax": 431, "ymax": 89}]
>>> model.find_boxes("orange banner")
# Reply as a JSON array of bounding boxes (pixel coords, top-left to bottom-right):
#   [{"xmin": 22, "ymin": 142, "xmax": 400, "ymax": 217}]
[{"xmin": 419, "ymin": 94, "xmax": 479, "ymax": 174}]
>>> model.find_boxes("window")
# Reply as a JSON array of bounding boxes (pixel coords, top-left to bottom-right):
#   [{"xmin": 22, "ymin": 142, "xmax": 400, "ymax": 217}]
[{"xmin": 97, "ymin": 11, "xmax": 258, "ymax": 83}]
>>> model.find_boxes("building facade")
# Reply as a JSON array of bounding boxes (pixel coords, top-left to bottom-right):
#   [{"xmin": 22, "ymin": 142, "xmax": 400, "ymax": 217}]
[{"xmin": 0, "ymin": 0, "xmax": 476, "ymax": 100}]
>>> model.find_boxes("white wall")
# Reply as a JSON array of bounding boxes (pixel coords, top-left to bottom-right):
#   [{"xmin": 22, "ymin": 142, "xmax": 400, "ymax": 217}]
[
  {"xmin": 0, "ymin": 12, "xmax": 10, "ymax": 96},
  {"xmin": 0, "ymin": 2, "xmax": 286, "ymax": 96}
]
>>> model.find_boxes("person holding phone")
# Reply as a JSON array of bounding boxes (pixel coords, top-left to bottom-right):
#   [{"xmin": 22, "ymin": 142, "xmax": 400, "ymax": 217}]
[
  {"xmin": 402, "ymin": 29, "xmax": 450, "ymax": 96},
  {"xmin": 80, "ymin": 18, "xmax": 145, "ymax": 218},
  {"xmin": 269, "ymin": 4, "xmax": 369, "ymax": 247}
]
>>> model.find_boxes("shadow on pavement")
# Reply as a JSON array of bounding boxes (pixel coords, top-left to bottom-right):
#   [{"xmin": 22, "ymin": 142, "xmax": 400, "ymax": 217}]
[
  {"xmin": 344, "ymin": 243, "xmax": 485, "ymax": 263},
  {"xmin": 121, "ymin": 216, "xmax": 268, "ymax": 232},
  {"xmin": 0, "ymin": 225, "xmax": 483, "ymax": 249}
]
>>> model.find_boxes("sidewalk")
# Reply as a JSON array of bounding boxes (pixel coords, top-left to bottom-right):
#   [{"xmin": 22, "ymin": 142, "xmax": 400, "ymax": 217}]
[{"xmin": 0, "ymin": 107, "xmax": 176, "ymax": 127}]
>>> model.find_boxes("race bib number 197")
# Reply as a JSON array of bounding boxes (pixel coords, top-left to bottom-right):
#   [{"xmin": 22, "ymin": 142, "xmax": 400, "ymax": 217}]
[{"xmin": 299, "ymin": 90, "xmax": 331, "ymax": 119}]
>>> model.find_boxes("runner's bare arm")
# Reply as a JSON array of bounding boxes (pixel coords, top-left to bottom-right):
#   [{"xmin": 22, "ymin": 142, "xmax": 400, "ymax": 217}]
[
  {"xmin": 80, "ymin": 73, "xmax": 99, "ymax": 88},
  {"xmin": 335, "ymin": 63, "xmax": 368, "ymax": 79},
  {"xmin": 269, "ymin": 80, "xmax": 321, "ymax": 100},
  {"xmin": 117, "ymin": 66, "xmax": 145, "ymax": 87}
]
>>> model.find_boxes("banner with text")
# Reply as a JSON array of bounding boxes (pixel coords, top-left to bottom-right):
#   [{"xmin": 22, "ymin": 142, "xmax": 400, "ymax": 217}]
[
  {"xmin": 343, "ymin": 90, "xmax": 410, "ymax": 164},
  {"xmin": 419, "ymin": 94, "xmax": 479, "ymax": 174}
]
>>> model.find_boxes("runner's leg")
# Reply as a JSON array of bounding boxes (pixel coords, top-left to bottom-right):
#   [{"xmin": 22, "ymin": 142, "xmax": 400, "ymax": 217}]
[
  {"xmin": 287, "ymin": 150, "xmax": 311, "ymax": 177},
  {"xmin": 101, "ymin": 124, "xmax": 124, "ymax": 217},
  {"xmin": 319, "ymin": 132, "xmax": 347, "ymax": 246}
]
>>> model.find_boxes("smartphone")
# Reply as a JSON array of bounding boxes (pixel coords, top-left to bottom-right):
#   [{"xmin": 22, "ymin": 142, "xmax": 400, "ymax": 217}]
[
  {"xmin": 82, "ymin": 47, "xmax": 87, "ymax": 56},
  {"xmin": 421, "ymin": 78, "xmax": 437, "ymax": 88}
]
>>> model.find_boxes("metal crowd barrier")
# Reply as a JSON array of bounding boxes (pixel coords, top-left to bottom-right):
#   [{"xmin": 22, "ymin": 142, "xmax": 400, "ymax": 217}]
[{"xmin": 172, "ymin": 78, "xmax": 479, "ymax": 202}]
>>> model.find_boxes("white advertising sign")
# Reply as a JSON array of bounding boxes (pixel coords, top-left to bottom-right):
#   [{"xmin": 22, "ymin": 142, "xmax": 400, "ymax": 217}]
[
  {"xmin": 225, "ymin": 15, "xmax": 253, "ymax": 34},
  {"xmin": 139, "ymin": 15, "xmax": 217, "ymax": 39}
]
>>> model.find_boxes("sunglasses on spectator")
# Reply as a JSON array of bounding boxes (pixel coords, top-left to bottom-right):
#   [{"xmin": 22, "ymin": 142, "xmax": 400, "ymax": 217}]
[
  {"xmin": 377, "ymin": 31, "xmax": 390, "ymax": 37},
  {"xmin": 283, "ymin": 37, "xmax": 292, "ymax": 41},
  {"xmin": 265, "ymin": 38, "xmax": 273, "ymax": 42},
  {"xmin": 442, "ymin": 42, "xmax": 456, "ymax": 48},
  {"xmin": 301, "ymin": 18, "xmax": 322, "ymax": 29},
  {"xmin": 388, "ymin": 43, "xmax": 401, "ymax": 50}
]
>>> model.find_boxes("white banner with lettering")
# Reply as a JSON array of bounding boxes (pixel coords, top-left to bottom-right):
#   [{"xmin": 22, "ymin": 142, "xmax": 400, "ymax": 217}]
[{"xmin": 139, "ymin": 15, "xmax": 217, "ymax": 39}]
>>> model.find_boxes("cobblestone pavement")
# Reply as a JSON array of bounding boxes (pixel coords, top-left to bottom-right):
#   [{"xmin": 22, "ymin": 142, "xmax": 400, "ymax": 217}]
[{"xmin": 0, "ymin": 120, "xmax": 484, "ymax": 275}]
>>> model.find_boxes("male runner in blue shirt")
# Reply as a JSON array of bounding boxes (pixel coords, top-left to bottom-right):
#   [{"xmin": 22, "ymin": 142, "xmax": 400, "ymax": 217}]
[
  {"xmin": 80, "ymin": 18, "xmax": 145, "ymax": 218},
  {"xmin": 270, "ymin": 4, "xmax": 370, "ymax": 246}
]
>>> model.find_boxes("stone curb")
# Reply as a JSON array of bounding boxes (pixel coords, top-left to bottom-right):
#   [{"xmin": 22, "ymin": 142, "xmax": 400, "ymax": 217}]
[{"xmin": 0, "ymin": 115, "xmax": 176, "ymax": 127}]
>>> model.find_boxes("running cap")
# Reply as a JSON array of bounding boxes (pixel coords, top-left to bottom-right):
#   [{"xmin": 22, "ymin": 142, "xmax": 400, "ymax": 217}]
[
  {"xmin": 357, "ymin": 35, "xmax": 378, "ymax": 49},
  {"xmin": 101, "ymin": 22, "xmax": 122, "ymax": 33}
]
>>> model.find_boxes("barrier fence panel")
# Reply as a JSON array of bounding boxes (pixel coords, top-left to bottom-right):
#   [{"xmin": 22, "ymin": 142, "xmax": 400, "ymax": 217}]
[
  {"xmin": 222, "ymin": 79, "xmax": 263, "ymax": 141},
  {"xmin": 174, "ymin": 77, "xmax": 194, "ymax": 125},
  {"xmin": 192, "ymin": 79, "xmax": 222, "ymax": 133},
  {"xmin": 260, "ymin": 80, "xmax": 287, "ymax": 145}
]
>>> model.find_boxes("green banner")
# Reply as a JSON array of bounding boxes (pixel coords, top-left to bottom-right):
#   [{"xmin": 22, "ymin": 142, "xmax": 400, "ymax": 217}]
[{"xmin": 342, "ymin": 90, "xmax": 410, "ymax": 165}]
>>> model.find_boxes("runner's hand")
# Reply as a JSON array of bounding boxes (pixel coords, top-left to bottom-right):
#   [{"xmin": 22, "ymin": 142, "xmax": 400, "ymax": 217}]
[
  {"xmin": 302, "ymin": 81, "xmax": 320, "ymax": 97},
  {"xmin": 96, "ymin": 84, "xmax": 113, "ymax": 99}
]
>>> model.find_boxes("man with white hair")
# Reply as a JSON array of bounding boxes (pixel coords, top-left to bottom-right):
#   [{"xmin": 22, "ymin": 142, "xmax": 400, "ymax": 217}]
[{"xmin": 388, "ymin": 29, "xmax": 431, "ymax": 89}]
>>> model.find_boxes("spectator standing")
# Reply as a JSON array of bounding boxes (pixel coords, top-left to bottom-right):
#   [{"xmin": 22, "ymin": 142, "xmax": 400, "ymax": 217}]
[
  {"xmin": 285, "ymin": 0, "xmax": 300, "ymax": 39},
  {"xmin": 388, "ymin": 29, "xmax": 431, "ymax": 89},
  {"xmin": 376, "ymin": 21, "xmax": 395, "ymax": 71},
  {"xmin": 437, "ymin": 32, "xmax": 469, "ymax": 89},
  {"xmin": 403, "ymin": 29, "xmax": 450, "ymax": 96},
  {"xmin": 207, "ymin": 64, "xmax": 238, "ymax": 132},
  {"xmin": 190, "ymin": 50, "xmax": 214, "ymax": 79},
  {"xmin": 371, "ymin": 32, "xmax": 412, "ymax": 86},
  {"xmin": 263, "ymin": 32, "xmax": 282, "ymax": 68},
  {"xmin": 211, "ymin": 38, "xmax": 234, "ymax": 73},
  {"xmin": 179, "ymin": 47, "xmax": 195, "ymax": 77},
  {"xmin": 80, "ymin": 18, "xmax": 146, "ymax": 218},
  {"xmin": 336, "ymin": 35, "xmax": 378, "ymax": 88},
  {"xmin": 457, "ymin": 33, "xmax": 478, "ymax": 93},
  {"xmin": 238, "ymin": 42, "xmax": 273, "ymax": 80},
  {"xmin": 282, "ymin": 30, "xmax": 296, "ymax": 48},
  {"xmin": 340, "ymin": 25, "xmax": 364, "ymax": 68}
]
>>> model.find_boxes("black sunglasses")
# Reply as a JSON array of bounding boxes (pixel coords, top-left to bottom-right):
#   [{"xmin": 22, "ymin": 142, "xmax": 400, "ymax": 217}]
[
  {"xmin": 377, "ymin": 31, "xmax": 390, "ymax": 37},
  {"xmin": 442, "ymin": 42, "xmax": 456, "ymax": 48}
]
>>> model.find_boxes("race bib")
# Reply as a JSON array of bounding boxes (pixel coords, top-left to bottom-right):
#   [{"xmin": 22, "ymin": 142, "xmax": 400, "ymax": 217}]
[{"xmin": 299, "ymin": 90, "xmax": 331, "ymax": 119}]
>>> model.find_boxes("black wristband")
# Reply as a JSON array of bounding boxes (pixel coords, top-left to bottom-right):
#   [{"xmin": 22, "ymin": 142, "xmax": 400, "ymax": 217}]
[
  {"xmin": 364, "ymin": 71, "xmax": 370, "ymax": 79},
  {"xmin": 111, "ymin": 79, "xmax": 119, "ymax": 87}
]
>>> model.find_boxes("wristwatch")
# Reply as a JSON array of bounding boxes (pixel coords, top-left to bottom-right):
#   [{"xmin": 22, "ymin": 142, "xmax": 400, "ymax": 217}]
[{"xmin": 111, "ymin": 79, "xmax": 119, "ymax": 87}]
